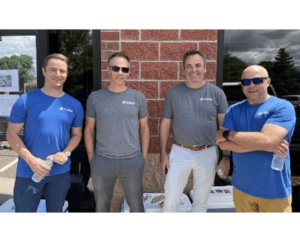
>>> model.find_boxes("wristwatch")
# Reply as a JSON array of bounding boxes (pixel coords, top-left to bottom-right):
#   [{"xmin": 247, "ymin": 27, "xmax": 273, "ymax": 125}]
[
  {"xmin": 222, "ymin": 154, "xmax": 231, "ymax": 159},
  {"xmin": 222, "ymin": 130, "xmax": 231, "ymax": 140},
  {"xmin": 65, "ymin": 151, "xmax": 71, "ymax": 157}
]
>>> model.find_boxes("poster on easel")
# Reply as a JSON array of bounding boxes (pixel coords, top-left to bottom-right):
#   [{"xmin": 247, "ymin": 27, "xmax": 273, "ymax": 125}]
[
  {"xmin": 0, "ymin": 69, "xmax": 19, "ymax": 92},
  {"xmin": 0, "ymin": 94, "xmax": 19, "ymax": 117}
]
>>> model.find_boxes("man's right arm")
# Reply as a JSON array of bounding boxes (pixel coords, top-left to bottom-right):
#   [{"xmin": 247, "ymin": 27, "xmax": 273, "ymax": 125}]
[
  {"xmin": 159, "ymin": 118, "xmax": 172, "ymax": 174},
  {"xmin": 84, "ymin": 116, "xmax": 96, "ymax": 160},
  {"xmin": 6, "ymin": 122, "xmax": 51, "ymax": 178}
]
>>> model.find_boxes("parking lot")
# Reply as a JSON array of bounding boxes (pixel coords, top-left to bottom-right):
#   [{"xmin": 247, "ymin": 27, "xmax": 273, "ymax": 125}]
[{"xmin": 0, "ymin": 141, "xmax": 17, "ymax": 205}]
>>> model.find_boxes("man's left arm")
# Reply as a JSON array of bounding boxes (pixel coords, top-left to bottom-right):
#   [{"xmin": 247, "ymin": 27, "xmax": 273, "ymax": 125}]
[
  {"xmin": 139, "ymin": 116, "xmax": 150, "ymax": 160},
  {"xmin": 216, "ymin": 113, "xmax": 231, "ymax": 178},
  {"xmin": 63, "ymin": 127, "xmax": 83, "ymax": 154}
]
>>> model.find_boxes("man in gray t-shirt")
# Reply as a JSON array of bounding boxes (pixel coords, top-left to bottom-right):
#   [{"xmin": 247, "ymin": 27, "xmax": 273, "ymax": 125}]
[
  {"xmin": 84, "ymin": 52, "xmax": 150, "ymax": 212},
  {"xmin": 160, "ymin": 50, "xmax": 230, "ymax": 212}
]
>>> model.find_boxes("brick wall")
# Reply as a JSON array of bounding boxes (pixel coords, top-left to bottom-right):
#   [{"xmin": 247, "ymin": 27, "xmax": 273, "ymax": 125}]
[{"xmin": 99, "ymin": 29, "xmax": 219, "ymax": 211}]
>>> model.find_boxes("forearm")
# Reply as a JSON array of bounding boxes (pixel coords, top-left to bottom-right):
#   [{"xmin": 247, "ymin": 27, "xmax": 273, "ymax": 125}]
[
  {"xmin": 84, "ymin": 129, "xmax": 95, "ymax": 160},
  {"xmin": 63, "ymin": 132, "xmax": 82, "ymax": 153},
  {"xmin": 218, "ymin": 140, "xmax": 255, "ymax": 153},
  {"xmin": 228, "ymin": 131, "xmax": 279, "ymax": 152},
  {"xmin": 159, "ymin": 122, "xmax": 170, "ymax": 156},
  {"xmin": 140, "ymin": 126, "xmax": 150, "ymax": 159}
]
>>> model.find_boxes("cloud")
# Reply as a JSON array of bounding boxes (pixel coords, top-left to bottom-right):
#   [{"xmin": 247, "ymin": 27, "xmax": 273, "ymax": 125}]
[{"xmin": 225, "ymin": 29, "xmax": 300, "ymax": 68}]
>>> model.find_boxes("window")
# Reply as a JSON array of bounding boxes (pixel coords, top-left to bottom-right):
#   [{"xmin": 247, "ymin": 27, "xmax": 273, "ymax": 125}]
[
  {"xmin": 222, "ymin": 29, "xmax": 300, "ymax": 97},
  {"xmin": 220, "ymin": 30, "xmax": 300, "ymax": 176}
]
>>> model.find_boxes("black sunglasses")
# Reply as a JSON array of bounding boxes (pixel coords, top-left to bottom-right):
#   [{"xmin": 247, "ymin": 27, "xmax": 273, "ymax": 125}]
[
  {"xmin": 110, "ymin": 65, "xmax": 130, "ymax": 74},
  {"xmin": 241, "ymin": 77, "xmax": 268, "ymax": 86}
]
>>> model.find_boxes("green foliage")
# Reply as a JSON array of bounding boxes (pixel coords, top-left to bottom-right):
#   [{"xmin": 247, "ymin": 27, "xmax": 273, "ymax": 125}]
[
  {"xmin": 224, "ymin": 48, "xmax": 300, "ymax": 96},
  {"xmin": 50, "ymin": 30, "xmax": 93, "ymax": 94},
  {"xmin": 0, "ymin": 54, "xmax": 35, "ymax": 84},
  {"xmin": 223, "ymin": 53, "xmax": 247, "ymax": 82},
  {"xmin": 268, "ymin": 48, "xmax": 300, "ymax": 96}
]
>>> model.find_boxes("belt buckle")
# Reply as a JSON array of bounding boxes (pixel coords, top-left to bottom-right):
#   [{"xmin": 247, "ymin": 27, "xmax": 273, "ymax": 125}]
[{"xmin": 191, "ymin": 145, "xmax": 203, "ymax": 151}]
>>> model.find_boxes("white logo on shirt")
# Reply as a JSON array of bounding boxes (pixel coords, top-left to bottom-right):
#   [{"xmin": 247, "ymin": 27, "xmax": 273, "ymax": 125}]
[
  {"xmin": 59, "ymin": 107, "xmax": 73, "ymax": 113},
  {"xmin": 258, "ymin": 111, "xmax": 269, "ymax": 115},
  {"xmin": 200, "ymin": 97, "xmax": 213, "ymax": 101},
  {"xmin": 122, "ymin": 100, "xmax": 135, "ymax": 105}
]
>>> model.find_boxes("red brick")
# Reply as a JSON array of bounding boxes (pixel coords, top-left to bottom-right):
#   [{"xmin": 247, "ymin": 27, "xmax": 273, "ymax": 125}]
[
  {"xmin": 101, "ymin": 31, "xmax": 120, "ymax": 41},
  {"xmin": 127, "ymin": 81, "xmax": 158, "ymax": 99},
  {"xmin": 205, "ymin": 62, "xmax": 217, "ymax": 80},
  {"xmin": 200, "ymin": 42, "xmax": 218, "ymax": 60},
  {"xmin": 149, "ymin": 117, "xmax": 159, "ymax": 135},
  {"xmin": 156, "ymin": 100, "xmax": 165, "ymax": 117},
  {"xmin": 122, "ymin": 42, "xmax": 159, "ymax": 60},
  {"xmin": 142, "ymin": 62, "xmax": 178, "ymax": 80},
  {"xmin": 101, "ymin": 71, "xmax": 109, "ymax": 81},
  {"xmin": 101, "ymin": 41, "xmax": 120, "ymax": 51},
  {"xmin": 121, "ymin": 30, "xmax": 140, "ymax": 40},
  {"xmin": 147, "ymin": 100, "xmax": 161, "ymax": 118},
  {"xmin": 160, "ymin": 43, "xmax": 198, "ymax": 61},
  {"xmin": 101, "ymin": 50, "xmax": 115, "ymax": 63},
  {"xmin": 180, "ymin": 30, "xmax": 217, "ymax": 40},
  {"xmin": 149, "ymin": 137, "xmax": 160, "ymax": 153},
  {"xmin": 160, "ymin": 81, "xmax": 183, "ymax": 98},
  {"xmin": 101, "ymin": 61, "xmax": 108, "ymax": 70},
  {"xmin": 127, "ymin": 62, "xmax": 139, "ymax": 79},
  {"xmin": 142, "ymin": 30, "xmax": 179, "ymax": 40}
]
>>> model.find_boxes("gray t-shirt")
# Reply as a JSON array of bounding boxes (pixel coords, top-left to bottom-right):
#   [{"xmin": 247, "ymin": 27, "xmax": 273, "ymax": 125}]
[
  {"xmin": 162, "ymin": 82, "xmax": 228, "ymax": 145},
  {"xmin": 86, "ymin": 87, "xmax": 148, "ymax": 158}
]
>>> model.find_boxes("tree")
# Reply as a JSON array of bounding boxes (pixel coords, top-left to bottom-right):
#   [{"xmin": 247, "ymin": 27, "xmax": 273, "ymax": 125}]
[
  {"xmin": 50, "ymin": 30, "xmax": 93, "ymax": 94},
  {"xmin": 223, "ymin": 53, "xmax": 247, "ymax": 82},
  {"xmin": 271, "ymin": 48, "xmax": 300, "ymax": 96}
]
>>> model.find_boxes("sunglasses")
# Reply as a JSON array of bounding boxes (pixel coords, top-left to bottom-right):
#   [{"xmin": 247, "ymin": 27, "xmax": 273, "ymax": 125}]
[
  {"xmin": 110, "ymin": 65, "xmax": 130, "ymax": 74},
  {"xmin": 241, "ymin": 77, "xmax": 268, "ymax": 86}
]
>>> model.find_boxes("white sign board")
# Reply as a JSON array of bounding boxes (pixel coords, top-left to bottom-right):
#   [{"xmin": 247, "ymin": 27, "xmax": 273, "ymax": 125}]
[
  {"xmin": 0, "ymin": 69, "xmax": 19, "ymax": 92},
  {"xmin": 0, "ymin": 94, "xmax": 19, "ymax": 117}
]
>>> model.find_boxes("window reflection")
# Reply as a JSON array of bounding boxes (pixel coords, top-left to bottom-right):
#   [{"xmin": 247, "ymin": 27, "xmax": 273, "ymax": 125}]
[{"xmin": 0, "ymin": 36, "xmax": 37, "ymax": 94}]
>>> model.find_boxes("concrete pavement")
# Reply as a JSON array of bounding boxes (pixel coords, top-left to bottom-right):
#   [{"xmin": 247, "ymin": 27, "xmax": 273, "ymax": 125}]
[
  {"xmin": 0, "ymin": 141, "xmax": 16, "ymax": 206},
  {"xmin": 0, "ymin": 177, "xmax": 14, "ymax": 205}
]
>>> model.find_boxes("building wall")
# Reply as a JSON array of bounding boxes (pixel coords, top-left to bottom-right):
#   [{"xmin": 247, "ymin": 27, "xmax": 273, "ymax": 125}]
[{"xmin": 99, "ymin": 29, "xmax": 219, "ymax": 211}]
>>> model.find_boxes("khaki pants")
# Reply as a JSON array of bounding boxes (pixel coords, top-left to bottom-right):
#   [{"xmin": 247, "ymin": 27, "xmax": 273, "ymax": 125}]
[{"xmin": 233, "ymin": 187, "xmax": 292, "ymax": 212}]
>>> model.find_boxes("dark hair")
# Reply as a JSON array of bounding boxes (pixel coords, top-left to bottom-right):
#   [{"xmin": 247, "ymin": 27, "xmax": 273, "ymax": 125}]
[
  {"xmin": 107, "ymin": 52, "xmax": 130, "ymax": 66},
  {"xmin": 183, "ymin": 50, "xmax": 206, "ymax": 68},
  {"xmin": 43, "ymin": 53, "xmax": 69, "ymax": 69}
]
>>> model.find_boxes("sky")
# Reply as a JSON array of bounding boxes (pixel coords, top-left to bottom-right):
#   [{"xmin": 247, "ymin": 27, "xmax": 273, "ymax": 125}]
[
  {"xmin": 225, "ymin": 29, "xmax": 300, "ymax": 68},
  {"xmin": 0, "ymin": 36, "xmax": 37, "ymax": 74}
]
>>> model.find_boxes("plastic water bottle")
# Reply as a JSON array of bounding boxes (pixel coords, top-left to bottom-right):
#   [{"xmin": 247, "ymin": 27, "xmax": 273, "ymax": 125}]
[
  {"xmin": 32, "ymin": 159, "xmax": 53, "ymax": 182},
  {"xmin": 271, "ymin": 153, "xmax": 285, "ymax": 171}
]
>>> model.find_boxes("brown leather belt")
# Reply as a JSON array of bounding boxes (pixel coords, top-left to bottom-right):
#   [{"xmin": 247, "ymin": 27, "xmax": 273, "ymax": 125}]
[{"xmin": 173, "ymin": 140, "xmax": 212, "ymax": 151}]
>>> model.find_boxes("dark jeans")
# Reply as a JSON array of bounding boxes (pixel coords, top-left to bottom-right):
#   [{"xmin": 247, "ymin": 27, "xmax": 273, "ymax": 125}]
[
  {"xmin": 13, "ymin": 172, "xmax": 71, "ymax": 212},
  {"xmin": 91, "ymin": 152, "xmax": 145, "ymax": 212}
]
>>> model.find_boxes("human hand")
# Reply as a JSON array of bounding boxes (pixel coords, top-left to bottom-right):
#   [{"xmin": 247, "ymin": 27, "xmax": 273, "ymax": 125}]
[
  {"xmin": 274, "ymin": 139, "xmax": 289, "ymax": 157},
  {"xmin": 216, "ymin": 158, "xmax": 230, "ymax": 179},
  {"xmin": 160, "ymin": 154, "xmax": 169, "ymax": 176},
  {"xmin": 51, "ymin": 152, "xmax": 69, "ymax": 165},
  {"xmin": 30, "ymin": 157, "xmax": 52, "ymax": 179}
]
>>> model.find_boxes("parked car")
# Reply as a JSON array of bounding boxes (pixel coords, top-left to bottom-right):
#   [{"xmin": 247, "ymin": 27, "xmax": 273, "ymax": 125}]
[{"xmin": 281, "ymin": 95, "xmax": 300, "ymax": 107}]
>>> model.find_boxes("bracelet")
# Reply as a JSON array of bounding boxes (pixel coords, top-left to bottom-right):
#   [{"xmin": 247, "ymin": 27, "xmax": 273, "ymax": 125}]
[{"xmin": 222, "ymin": 154, "xmax": 231, "ymax": 159}]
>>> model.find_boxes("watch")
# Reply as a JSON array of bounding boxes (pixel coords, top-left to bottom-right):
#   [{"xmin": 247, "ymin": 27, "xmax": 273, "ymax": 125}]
[
  {"xmin": 65, "ymin": 151, "xmax": 71, "ymax": 157},
  {"xmin": 222, "ymin": 130, "xmax": 231, "ymax": 140},
  {"xmin": 222, "ymin": 154, "xmax": 231, "ymax": 159}
]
